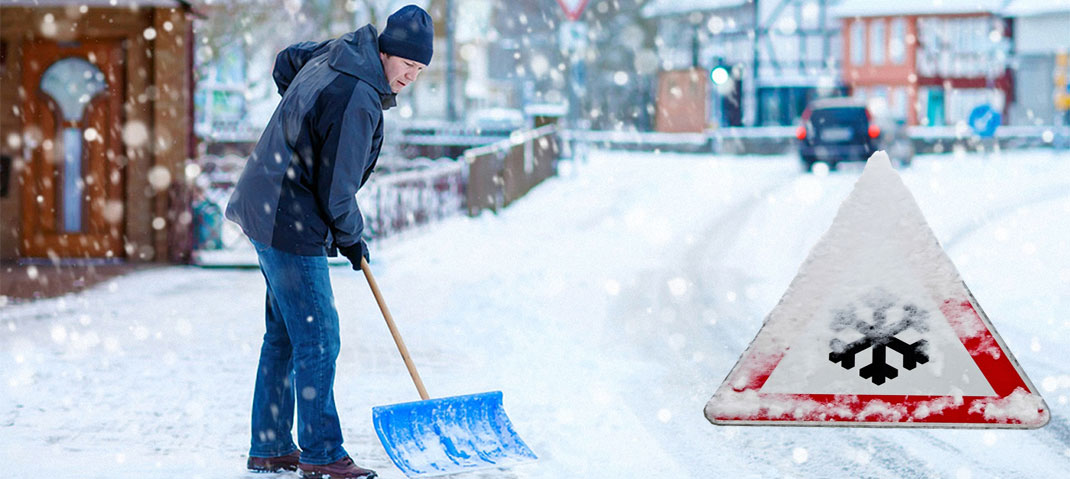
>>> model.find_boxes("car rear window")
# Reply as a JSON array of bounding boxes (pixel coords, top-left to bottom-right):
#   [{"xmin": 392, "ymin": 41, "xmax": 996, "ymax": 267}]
[{"xmin": 809, "ymin": 107, "xmax": 867, "ymax": 127}]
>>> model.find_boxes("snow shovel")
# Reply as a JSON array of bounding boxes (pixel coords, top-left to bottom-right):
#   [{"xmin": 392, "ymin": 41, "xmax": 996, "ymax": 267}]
[{"xmin": 360, "ymin": 258, "xmax": 537, "ymax": 478}]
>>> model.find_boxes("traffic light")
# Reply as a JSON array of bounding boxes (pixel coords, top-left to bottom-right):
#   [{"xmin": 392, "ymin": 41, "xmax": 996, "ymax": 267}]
[
  {"xmin": 710, "ymin": 65, "xmax": 730, "ymax": 86},
  {"xmin": 710, "ymin": 59, "xmax": 742, "ymax": 127}
]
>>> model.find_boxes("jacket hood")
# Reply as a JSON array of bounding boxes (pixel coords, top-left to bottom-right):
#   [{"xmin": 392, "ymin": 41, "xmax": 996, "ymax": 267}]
[{"xmin": 328, "ymin": 25, "xmax": 397, "ymax": 110}]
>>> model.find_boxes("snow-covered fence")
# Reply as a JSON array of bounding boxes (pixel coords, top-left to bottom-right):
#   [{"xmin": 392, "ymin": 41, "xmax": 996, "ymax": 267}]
[
  {"xmin": 189, "ymin": 124, "xmax": 561, "ymax": 265},
  {"xmin": 561, "ymin": 129, "xmax": 710, "ymax": 153},
  {"xmin": 464, "ymin": 124, "xmax": 559, "ymax": 215},
  {"xmin": 357, "ymin": 160, "xmax": 466, "ymax": 239},
  {"xmin": 189, "ymin": 154, "xmax": 467, "ymax": 266}
]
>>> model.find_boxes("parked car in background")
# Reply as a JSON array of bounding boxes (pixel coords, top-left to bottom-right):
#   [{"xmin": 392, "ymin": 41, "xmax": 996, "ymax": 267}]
[
  {"xmin": 468, "ymin": 107, "xmax": 526, "ymax": 133},
  {"xmin": 795, "ymin": 97, "xmax": 914, "ymax": 172}
]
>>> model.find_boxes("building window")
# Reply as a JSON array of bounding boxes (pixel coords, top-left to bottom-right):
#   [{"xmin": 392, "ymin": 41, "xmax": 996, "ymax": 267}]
[
  {"xmin": 851, "ymin": 20, "xmax": 865, "ymax": 65},
  {"xmin": 869, "ymin": 86, "xmax": 889, "ymax": 114},
  {"xmin": 890, "ymin": 18, "xmax": 906, "ymax": 64},
  {"xmin": 892, "ymin": 87, "xmax": 908, "ymax": 120},
  {"xmin": 870, "ymin": 19, "xmax": 886, "ymax": 65}
]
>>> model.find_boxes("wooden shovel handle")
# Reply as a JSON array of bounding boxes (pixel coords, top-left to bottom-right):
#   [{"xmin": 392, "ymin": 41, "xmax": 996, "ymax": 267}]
[{"xmin": 360, "ymin": 258, "xmax": 430, "ymax": 401}]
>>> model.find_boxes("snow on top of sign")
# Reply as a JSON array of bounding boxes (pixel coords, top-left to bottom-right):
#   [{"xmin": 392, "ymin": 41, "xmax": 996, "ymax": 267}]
[
  {"xmin": 708, "ymin": 385, "xmax": 1051, "ymax": 426},
  {"xmin": 942, "ymin": 299, "xmax": 1003, "ymax": 360},
  {"xmin": 970, "ymin": 388, "xmax": 1048, "ymax": 424},
  {"xmin": 912, "ymin": 394, "xmax": 964, "ymax": 419},
  {"xmin": 770, "ymin": 151, "xmax": 967, "ymax": 348},
  {"xmin": 707, "ymin": 389, "xmax": 918, "ymax": 423}
]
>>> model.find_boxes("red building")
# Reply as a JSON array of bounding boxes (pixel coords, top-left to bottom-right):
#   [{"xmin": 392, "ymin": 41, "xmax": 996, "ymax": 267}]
[{"xmin": 835, "ymin": 1, "xmax": 1012, "ymax": 127}]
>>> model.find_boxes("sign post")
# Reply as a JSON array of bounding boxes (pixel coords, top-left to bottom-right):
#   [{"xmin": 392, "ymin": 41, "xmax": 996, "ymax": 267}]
[{"xmin": 556, "ymin": 1, "xmax": 589, "ymax": 130}]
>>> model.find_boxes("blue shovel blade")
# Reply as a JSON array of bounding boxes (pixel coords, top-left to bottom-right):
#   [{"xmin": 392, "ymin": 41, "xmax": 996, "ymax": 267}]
[{"xmin": 372, "ymin": 391, "xmax": 537, "ymax": 478}]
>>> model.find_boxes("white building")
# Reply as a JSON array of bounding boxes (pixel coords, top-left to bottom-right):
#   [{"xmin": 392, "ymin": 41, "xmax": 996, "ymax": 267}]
[{"xmin": 1002, "ymin": 0, "xmax": 1070, "ymax": 126}]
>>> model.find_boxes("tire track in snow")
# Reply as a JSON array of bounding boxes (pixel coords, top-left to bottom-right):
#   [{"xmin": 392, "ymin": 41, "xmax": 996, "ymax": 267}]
[
  {"xmin": 941, "ymin": 185, "xmax": 1070, "ymax": 251},
  {"xmin": 604, "ymin": 170, "xmax": 797, "ymax": 477},
  {"xmin": 937, "ymin": 186, "xmax": 1070, "ymax": 463}
]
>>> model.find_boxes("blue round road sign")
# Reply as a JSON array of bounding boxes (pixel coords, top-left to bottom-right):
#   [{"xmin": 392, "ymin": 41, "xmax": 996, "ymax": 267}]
[{"xmin": 968, "ymin": 104, "xmax": 1001, "ymax": 138}]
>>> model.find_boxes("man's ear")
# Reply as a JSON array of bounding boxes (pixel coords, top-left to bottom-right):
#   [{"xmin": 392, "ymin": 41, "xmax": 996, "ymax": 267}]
[{"xmin": 379, "ymin": 52, "xmax": 389, "ymax": 62}]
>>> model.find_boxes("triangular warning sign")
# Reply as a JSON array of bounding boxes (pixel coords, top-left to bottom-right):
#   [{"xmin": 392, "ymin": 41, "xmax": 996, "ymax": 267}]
[
  {"xmin": 704, "ymin": 152, "xmax": 1050, "ymax": 428},
  {"xmin": 556, "ymin": 0, "xmax": 590, "ymax": 21}
]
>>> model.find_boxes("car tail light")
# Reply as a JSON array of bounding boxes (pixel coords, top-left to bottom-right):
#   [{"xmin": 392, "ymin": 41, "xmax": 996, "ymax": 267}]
[
  {"xmin": 797, "ymin": 107, "xmax": 812, "ymax": 140},
  {"xmin": 868, "ymin": 124, "xmax": 881, "ymax": 138}
]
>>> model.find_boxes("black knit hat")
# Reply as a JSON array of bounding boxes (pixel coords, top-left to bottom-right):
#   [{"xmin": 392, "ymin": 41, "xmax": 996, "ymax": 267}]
[{"xmin": 378, "ymin": 5, "xmax": 434, "ymax": 65}]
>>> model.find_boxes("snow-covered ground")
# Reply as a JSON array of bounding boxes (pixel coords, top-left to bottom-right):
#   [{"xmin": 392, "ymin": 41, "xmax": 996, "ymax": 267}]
[{"xmin": 2, "ymin": 149, "xmax": 1069, "ymax": 478}]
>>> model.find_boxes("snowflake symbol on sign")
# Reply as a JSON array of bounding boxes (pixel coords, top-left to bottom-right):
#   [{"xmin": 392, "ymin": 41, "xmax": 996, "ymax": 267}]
[{"xmin": 828, "ymin": 289, "xmax": 930, "ymax": 385}]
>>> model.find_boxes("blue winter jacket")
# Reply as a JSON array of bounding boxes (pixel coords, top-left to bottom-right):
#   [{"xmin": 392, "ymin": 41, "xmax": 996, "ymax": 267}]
[{"xmin": 225, "ymin": 25, "xmax": 396, "ymax": 256}]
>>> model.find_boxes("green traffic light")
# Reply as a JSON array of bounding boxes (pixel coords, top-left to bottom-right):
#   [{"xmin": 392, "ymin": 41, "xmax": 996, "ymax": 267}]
[{"xmin": 711, "ymin": 66, "xmax": 730, "ymax": 85}]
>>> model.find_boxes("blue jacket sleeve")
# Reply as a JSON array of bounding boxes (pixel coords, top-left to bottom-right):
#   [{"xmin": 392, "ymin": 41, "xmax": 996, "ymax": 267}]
[
  {"xmin": 273, "ymin": 39, "xmax": 332, "ymax": 96},
  {"xmin": 314, "ymin": 87, "xmax": 378, "ymax": 249}
]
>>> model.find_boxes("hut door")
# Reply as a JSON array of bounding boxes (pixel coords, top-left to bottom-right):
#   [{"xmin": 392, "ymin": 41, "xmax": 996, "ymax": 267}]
[{"xmin": 20, "ymin": 40, "xmax": 124, "ymax": 259}]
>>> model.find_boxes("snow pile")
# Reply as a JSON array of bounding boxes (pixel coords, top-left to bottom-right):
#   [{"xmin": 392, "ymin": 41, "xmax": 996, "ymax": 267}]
[
  {"xmin": 970, "ymin": 388, "xmax": 1049, "ymax": 426},
  {"xmin": 912, "ymin": 393, "xmax": 964, "ymax": 420}
]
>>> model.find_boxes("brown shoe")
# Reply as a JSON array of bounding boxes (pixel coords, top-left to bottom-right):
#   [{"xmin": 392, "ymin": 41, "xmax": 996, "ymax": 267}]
[
  {"xmin": 247, "ymin": 449, "xmax": 301, "ymax": 472},
  {"xmin": 298, "ymin": 456, "xmax": 377, "ymax": 479}
]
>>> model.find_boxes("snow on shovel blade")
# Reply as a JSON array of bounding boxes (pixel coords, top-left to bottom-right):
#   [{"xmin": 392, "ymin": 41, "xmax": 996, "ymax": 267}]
[{"xmin": 372, "ymin": 391, "xmax": 537, "ymax": 477}]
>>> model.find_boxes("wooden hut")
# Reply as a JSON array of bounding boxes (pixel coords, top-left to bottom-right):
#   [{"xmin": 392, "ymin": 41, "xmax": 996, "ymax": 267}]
[{"xmin": 1, "ymin": 0, "xmax": 197, "ymax": 263}]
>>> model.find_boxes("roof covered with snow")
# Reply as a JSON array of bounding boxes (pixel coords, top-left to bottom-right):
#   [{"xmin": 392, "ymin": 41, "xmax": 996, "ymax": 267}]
[
  {"xmin": 641, "ymin": 0, "xmax": 749, "ymax": 19},
  {"xmin": 1002, "ymin": 0, "xmax": 1070, "ymax": 16},
  {"xmin": 832, "ymin": 0, "xmax": 1007, "ymax": 18}
]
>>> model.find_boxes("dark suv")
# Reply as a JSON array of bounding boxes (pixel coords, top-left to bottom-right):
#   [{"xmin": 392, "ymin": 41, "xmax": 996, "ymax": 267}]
[{"xmin": 795, "ymin": 97, "xmax": 912, "ymax": 172}]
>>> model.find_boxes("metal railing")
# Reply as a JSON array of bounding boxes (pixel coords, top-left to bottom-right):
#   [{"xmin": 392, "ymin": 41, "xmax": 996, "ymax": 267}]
[
  {"xmin": 358, "ymin": 161, "xmax": 466, "ymax": 239},
  {"xmin": 190, "ymin": 124, "xmax": 561, "ymax": 265}
]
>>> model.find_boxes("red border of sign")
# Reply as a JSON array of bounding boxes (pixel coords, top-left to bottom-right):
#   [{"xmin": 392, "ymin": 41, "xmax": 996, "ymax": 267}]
[
  {"xmin": 707, "ymin": 295, "xmax": 1049, "ymax": 427},
  {"xmin": 555, "ymin": 0, "xmax": 590, "ymax": 21}
]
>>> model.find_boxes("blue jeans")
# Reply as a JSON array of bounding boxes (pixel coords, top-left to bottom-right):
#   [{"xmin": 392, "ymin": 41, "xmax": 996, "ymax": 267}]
[{"xmin": 249, "ymin": 239, "xmax": 348, "ymax": 465}]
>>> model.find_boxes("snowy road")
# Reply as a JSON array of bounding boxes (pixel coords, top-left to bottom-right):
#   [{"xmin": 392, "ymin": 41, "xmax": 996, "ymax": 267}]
[{"xmin": 3, "ymin": 149, "xmax": 1069, "ymax": 478}]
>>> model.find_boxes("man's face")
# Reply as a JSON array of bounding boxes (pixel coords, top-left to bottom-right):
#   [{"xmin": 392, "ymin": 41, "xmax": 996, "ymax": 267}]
[{"xmin": 380, "ymin": 53, "xmax": 426, "ymax": 93}]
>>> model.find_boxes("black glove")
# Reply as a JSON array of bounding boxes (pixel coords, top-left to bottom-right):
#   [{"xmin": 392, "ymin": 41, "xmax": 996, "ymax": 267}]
[{"xmin": 338, "ymin": 239, "xmax": 369, "ymax": 271}]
